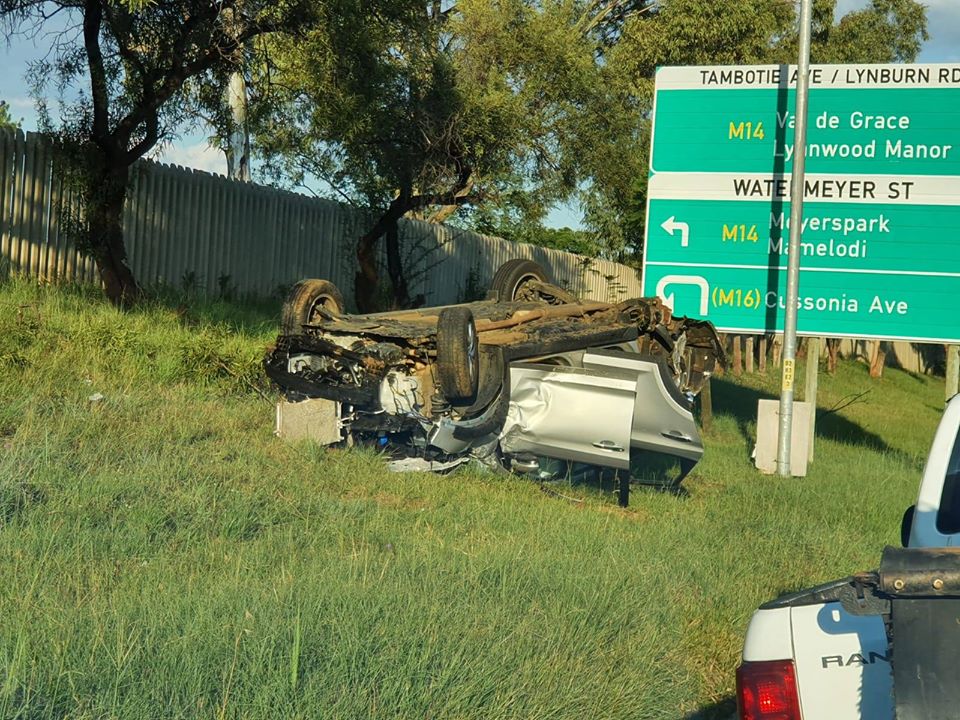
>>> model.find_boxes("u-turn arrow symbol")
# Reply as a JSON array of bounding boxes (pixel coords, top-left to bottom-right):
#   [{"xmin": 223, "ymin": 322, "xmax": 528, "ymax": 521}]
[{"xmin": 655, "ymin": 275, "xmax": 710, "ymax": 316}]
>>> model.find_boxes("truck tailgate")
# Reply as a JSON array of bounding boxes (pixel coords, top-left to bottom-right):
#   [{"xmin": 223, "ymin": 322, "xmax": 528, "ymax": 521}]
[{"xmin": 789, "ymin": 602, "xmax": 892, "ymax": 720}]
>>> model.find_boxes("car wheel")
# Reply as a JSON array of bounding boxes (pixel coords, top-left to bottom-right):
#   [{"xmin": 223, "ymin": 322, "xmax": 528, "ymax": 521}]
[
  {"xmin": 452, "ymin": 362, "xmax": 511, "ymax": 440},
  {"xmin": 436, "ymin": 306, "xmax": 479, "ymax": 402},
  {"xmin": 281, "ymin": 279, "xmax": 345, "ymax": 334},
  {"xmin": 488, "ymin": 259, "xmax": 549, "ymax": 302}
]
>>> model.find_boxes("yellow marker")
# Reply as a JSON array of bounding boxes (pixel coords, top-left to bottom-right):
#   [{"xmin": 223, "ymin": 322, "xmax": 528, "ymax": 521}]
[{"xmin": 782, "ymin": 358, "xmax": 795, "ymax": 391}]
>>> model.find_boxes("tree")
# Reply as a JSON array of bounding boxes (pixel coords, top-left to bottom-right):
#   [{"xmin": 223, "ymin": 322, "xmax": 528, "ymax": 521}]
[
  {"xmin": 467, "ymin": 209, "xmax": 601, "ymax": 257},
  {"xmin": 251, "ymin": 0, "xmax": 648, "ymax": 310},
  {"xmin": 601, "ymin": 0, "xmax": 928, "ymax": 260},
  {"xmin": 0, "ymin": 0, "xmax": 314, "ymax": 304},
  {"xmin": 0, "ymin": 100, "xmax": 19, "ymax": 130},
  {"xmin": 237, "ymin": 0, "xmax": 926, "ymax": 311}
]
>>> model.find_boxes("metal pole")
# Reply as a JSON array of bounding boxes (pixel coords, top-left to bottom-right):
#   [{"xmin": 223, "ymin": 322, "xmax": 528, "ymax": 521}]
[
  {"xmin": 805, "ymin": 337, "xmax": 820, "ymax": 463},
  {"xmin": 777, "ymin": 0, "xmax": 814, "ymax": 477}
]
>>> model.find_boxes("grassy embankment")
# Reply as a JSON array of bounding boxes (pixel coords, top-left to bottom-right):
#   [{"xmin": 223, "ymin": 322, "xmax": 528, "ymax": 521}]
[{"xmin": 0, "ymin": 279, "xmax": 944, "ymax": 719}]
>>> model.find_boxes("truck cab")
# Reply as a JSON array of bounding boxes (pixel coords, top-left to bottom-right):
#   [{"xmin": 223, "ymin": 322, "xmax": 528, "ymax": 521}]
[{"xmin": 736, "ymin": 395, "xmax": 960, "ymax": 720}]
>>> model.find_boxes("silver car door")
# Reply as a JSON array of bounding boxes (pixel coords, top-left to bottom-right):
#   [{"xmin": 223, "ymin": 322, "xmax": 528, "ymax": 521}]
[
  {"xmin": 500, "ymin": 362, "xmax": 636, "ymax": 469},
  {"xmin": 582, "ymin": 351, "xmax": 703, "ymax": 462}
]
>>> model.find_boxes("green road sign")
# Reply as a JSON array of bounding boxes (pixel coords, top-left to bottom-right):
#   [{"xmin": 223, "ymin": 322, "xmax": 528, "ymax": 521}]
[
  {"xmin": 642, "ymin": 63, "xmax": 960, "ymax": 342},
  {"xmin": 652, "ymin": 87, "xmax": 960, "ymax": 177},
  {"xmin": 645, "ymin": 264, "xmax": 959, "ymax": 343}
]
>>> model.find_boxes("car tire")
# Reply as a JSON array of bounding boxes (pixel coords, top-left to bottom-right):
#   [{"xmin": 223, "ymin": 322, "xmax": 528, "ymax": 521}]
[
  {"xmin": 436, "ymin": 306, "xmax": 479, "ymax": 402},
  {"xmin": 452, "ymin": 361, "xmax": 511, "ymax": 440},
  {"xmin": 488, "ymin": 259, "xmax": 549, "ymax": 302},
  {"xmin": 281, "ymin": 279, "xmax": 345, "ymax": 334}
]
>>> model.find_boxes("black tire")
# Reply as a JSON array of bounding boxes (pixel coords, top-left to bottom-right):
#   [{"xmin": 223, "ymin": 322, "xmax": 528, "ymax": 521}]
[
  {"xmin": 281, "ymin": 279, "xmax": 345, "ymax": 334},
  {"xmin": 436, "ymin": 306, "xmax": 479, "ymax": 402},
  {"xmin": 901, "ymin": 505, "xmax": 916, "ymax": 547},
  {"xmin": 452, "ymin": 360, "xmax": 511, "ymax": 440},
  {"xmin": 488, "ymin": 259, "xmax": 549, "ymax": 302}
]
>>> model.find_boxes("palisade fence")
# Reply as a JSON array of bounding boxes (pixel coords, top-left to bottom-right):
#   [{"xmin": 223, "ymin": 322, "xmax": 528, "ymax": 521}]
[
  {"xmin": 0, "ymin": 128, "xmax": 642, "ymax": 308},
  {"xmin": 0, "ymin": 129, "xmax": 939, "ymax": 374}
]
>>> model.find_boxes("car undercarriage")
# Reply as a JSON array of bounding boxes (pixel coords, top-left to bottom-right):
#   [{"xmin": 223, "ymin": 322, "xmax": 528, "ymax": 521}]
[{"xmin": 264, "ymin": 260, "xmax": 724, "ymax": 501}]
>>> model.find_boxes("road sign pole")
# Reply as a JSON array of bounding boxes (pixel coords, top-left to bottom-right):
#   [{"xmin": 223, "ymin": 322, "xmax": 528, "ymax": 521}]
[
  {"xmin": 777, "ymin": 0, "xmax": 814, "ymax": 477},
  {"xmin": 805, "ymin": 337, "xmax": 820, "ymax": 463}
]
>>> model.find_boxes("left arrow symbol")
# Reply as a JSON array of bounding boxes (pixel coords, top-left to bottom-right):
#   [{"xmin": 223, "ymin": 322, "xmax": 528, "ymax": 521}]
[{"xmin": 661, "ymin": 216, "xmax": 690, "ymax": 248}]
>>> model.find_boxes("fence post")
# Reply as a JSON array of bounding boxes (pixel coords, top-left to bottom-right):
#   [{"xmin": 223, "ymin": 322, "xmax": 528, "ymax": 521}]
[
  {"xmin": 947, "ymin": 345, "xmax": 959, "ymax": 402},
  {"xmin": 700, "ymin": 377, "xmax": 713, "ymax": 433},
  {"xmin": 0, "ymin": 129, "xmax": 14, "ymax": 275}
]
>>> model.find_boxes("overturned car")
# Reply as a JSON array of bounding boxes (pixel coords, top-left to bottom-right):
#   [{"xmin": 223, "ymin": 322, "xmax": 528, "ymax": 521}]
[{"xmin": 264, "ymin": 260, "xmax": 724, "ymax": 498}]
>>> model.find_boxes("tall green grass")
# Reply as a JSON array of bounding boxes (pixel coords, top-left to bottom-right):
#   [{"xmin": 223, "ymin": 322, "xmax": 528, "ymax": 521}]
[{"xmin": 0, "ymin": 279, "xmax": 944, "ymax": 719}]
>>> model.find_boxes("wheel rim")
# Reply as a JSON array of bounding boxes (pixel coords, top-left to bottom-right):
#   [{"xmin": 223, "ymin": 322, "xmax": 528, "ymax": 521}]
[
  {"xmin": 466, "ymin": 321, "xmax": 478, "ymax": 385},
  {"xmin": 511, "ymin": 273, "xmax": 541, "ymax": 301},
  {"xmin": 307, "ymin": 294, "xmax": 337, "ymax": 323}
]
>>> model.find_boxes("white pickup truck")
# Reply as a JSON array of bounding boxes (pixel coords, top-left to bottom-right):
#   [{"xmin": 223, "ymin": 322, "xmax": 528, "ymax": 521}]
[{"xmin": 736, "ymin": 395, "xmax": 960, "ymax": 720}]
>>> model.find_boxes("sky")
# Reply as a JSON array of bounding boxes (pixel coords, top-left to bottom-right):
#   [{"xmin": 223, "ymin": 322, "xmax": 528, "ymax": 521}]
[{"xmin": 1, "ymin": 0, "xmax": 958, "ymax": 228}]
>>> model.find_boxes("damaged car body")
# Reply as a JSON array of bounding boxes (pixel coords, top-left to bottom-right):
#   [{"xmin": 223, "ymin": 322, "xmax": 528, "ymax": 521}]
[{"xmin": 264, "ymin": 260, "xmax": 724, "ymax": 499}]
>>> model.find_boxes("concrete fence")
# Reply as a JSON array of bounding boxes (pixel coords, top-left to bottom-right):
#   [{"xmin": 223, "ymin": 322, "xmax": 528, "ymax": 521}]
[{"xmin": 0, "ymin": 128, "xmax": 641, "ymax": 308}]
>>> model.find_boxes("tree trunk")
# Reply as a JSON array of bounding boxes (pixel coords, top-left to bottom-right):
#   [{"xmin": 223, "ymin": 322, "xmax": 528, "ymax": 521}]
[
  {"xmin": 355, "ymin": 196, "xmax": 410, "ymax": 312},
  {"xmin": 869, "ymin": 340, "xmax": 887, "ymax": 378},
  {"xmin": 225, "ymin": 72, "xmax": 251, "ymax": 182},
  {"xmin": 826, "ymin": 338, "xmax": 841, "ymax": 374},
  {"xmin": 384, "ymin": 221, "xmax": 410, "ymax": 309},
  {"xmin": 355, "ymin": 228, "xmax": 380, "ymax": 314},
  {"xmin": 88, "ymin": 165, "xmax": 139, "ymax": 305}
]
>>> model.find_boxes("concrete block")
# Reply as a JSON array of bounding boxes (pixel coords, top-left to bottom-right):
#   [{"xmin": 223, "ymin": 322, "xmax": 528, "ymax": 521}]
[
  {"xmin": 275, "ymin": 398, "xmax": 341, "ymax": 445},
  {"xmin": 755, "ymin": 399, "xmax": 811, "ymax": 477}
]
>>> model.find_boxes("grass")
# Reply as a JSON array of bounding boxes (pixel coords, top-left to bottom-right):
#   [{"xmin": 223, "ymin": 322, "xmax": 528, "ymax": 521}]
[{"xmin": 0, "ymin": 279, "xmax": 946, "ymax": 719}]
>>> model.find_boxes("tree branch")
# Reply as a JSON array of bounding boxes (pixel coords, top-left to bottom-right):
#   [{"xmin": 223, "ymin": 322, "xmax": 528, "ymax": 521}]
[
  {"xmin": 425, "ymin": 172, "xmax": 475, "ymax": 223},
  {"xmin": 112, "ymin": 0, "xmax": 311, "ymax": 164},
  {"xmin": 102, "ymin": 1, "xmax": 147, "ymax": 81},
  {"xmin": 82, "ymin": 0, "xmax": 110, "ymax": 145},
  {"xmin": 125, "ymin": 110, "xmax": 158, "ymax": 162}
]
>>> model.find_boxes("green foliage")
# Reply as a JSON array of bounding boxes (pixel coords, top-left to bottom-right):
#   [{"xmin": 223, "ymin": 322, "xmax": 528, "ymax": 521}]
[
  {"xmin": 245, "ymin": 0, "xmax": 652, "ymax": 307},
  {"xmin": 0, "ymin": 100, "xmax": 19, "ymax": 130},
  {"xmin": 0, "ymin": 0, "xmax": 317, "ymax": 301},
  {"xmin": 598, "ymin": 0, "xmax": 928, "ymax": 261},
  {"xmin": 468, "ymin": 208, "xmax": 602, "ymax": 255},
  {"xmin": 251, "ymin": 0, "xmax": 926, "ymax": 267},
  {"xmin": 613, "ymin": 0, "xmax": 927, "ymax": 98},
  {"xmin": 252, "ymin": 1, "xmax": 639, "ymax": 242},
  {"xmin": 11, "ymin": 0, "xmax": 311, "ymax": 158},
  {"xmin": 253, "ymin": 1, "xmax": 446, "ymax": 205},
  {"xmin": 813, "ymin": 0, "xmax": 928, "ymax": 63}
]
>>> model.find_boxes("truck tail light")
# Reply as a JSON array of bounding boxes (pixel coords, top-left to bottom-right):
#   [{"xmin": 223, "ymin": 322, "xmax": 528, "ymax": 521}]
[{"xmin": 736, "ymin": 660, "xmax": 801, "ymax": 720}]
